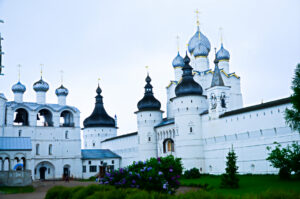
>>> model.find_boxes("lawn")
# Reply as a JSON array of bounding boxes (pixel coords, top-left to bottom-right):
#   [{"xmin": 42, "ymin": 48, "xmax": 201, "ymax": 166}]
[
  {"xmin": 179, "ymin": 175, "xmax": 300, "ymax": 196},
  {"xmin": 0, "ymin": 185, "xmax": 35, "ymax": 194}
]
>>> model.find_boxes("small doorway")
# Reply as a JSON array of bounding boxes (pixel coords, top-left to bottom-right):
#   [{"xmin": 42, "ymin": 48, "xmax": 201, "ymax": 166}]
[
  {"xmin": 63, "ymin": 165, "xmax": 70, "ymax": 179},
  {"xmin": 39, "ymin": 167, "xmax": 47, "ymax": 180},
  {"xmin": 99, "ymin": 166, "xmax": 106, "ymax": 178}
]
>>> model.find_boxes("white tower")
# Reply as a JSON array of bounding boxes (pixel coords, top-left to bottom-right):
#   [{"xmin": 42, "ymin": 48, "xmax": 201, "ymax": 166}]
[
  {"xmin": 136, "ymin": 74, "xmax": 163, "ymax": 161},
  {"xmin": 83, "ymin": 84, "xmax": 117, "ymax": 149},
  {"xmin": 173, "ymin": 54, "xmax": 208, "ymax": 170},
  {"xmin": 206, "ymin": 58, "xmax": 230, "ymax": 119}
]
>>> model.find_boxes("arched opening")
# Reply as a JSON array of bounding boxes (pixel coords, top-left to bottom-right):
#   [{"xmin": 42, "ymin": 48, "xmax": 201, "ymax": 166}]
[
  {"xmin": 37, "ymin": 109, "xmax": 53, "ymax": 127},
  {"xmin": 163, "ymin": 138, "xmax": 174, "ymax": 153},
  {"xmin": 65, "ymin": 131, "xmax": 69, "ymax": 139},
  {"xmin": 4, "ymin": 157, "xmax": 10, "ymax": 171},
  {"xmin": 35, "ymin": 161, "xmax": 55, "ymax": 180},
  {"xmin": 63, "ymin": 164, "xmax": 71, "ymax": 179},
  {"xmin": 60, "ymin": 110, "xmax": 74, "ymax": 127},
  {"xmin": 21, "ymin": 157, "xmax": 26, "ymax": 170},
  {"xmin": 13, "ymin": 108, "xmax": 29, "ymax": 126}
]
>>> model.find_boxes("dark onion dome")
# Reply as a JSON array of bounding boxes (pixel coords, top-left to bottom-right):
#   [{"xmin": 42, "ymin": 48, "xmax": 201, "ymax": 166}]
[
  {"xmin": 83, "ymin": 85, "xmax": 115, "ymax": 128},
  {"xmin": 188, "ymin": 26, "xmax": 211, "ymax": 55},
  {"xmin": 216, "ymin": 43, "xmax": 230, "ymax": 61},
  {"xmin": 55, "ymin": 85, "xmax": 69, "ymax": 96},
  {"xmin": 172, "ymin": 52, "xmax": 184, "ymax": 68},
  {"xmin": 12, "ymin": 81, "xmax": 26, "ymax": 93},
  {"xmin": 33, "ymin": 78, "xmax": 49, "ymax": 92},
  {"xmin": 175, "ymin": 53, "xmax": 203, "ymax": 97},
  {"xmin": 194, "ymin": 43, "xmax": 209, "ymax": 57},
  {"xmin": 137, "ymin": 74, "xmax": 161, "ymax": 111}
]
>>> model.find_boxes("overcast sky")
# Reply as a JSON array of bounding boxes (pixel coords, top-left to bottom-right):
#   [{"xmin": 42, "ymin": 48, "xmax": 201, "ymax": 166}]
[{"xmin": 0, "ymin": 0, "xmax": 299, "ymax": 134}]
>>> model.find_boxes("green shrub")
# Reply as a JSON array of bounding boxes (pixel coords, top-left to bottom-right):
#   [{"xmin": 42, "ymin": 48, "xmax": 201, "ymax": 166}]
[
  {"xmin": 100, "ymin": 155, "xmax": 183, "ymax": 194},
  {"xmin": 183, "ymin": 168, "xmax": 201, "ymax": 179},
  {"xmin": 220, "ymin": 146, "xmax": 239, "ymax": 189}
]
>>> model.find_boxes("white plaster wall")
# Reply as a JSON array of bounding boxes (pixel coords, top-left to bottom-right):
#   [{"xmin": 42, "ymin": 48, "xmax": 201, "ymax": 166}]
[
  {"xmin": 36, "ymin": 92, "xmax": 46, "ymax": 104},
  {"xmin": 14, "ymin": 93, "xmax": 23, "ymax": 103},
  {"xmin": 83, "ymin": 127, "xmax": 117, "ymax": 149},
  {"xmin": 102, "ymin": 135, "xmax": 138, "ymax": 167}
]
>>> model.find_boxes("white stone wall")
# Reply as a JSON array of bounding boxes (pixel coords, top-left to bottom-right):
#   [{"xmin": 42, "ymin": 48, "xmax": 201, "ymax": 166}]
[
  {"xmin": 83, "ymin": 127, "xmax": 117, "ymax": 149},
  {"xmin": 102, "ymin": 135, "xmax": 138, "ymax": 167}
]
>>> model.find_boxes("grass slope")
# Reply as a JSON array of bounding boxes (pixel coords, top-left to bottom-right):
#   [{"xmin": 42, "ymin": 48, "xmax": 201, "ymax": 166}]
[
  {"xmin": 180, "ymin": 175, "xmax": 300, "ymax": 196},
  {"xmin": 0, "ymin": 186, "xmax": 35, "ymax": 194}
]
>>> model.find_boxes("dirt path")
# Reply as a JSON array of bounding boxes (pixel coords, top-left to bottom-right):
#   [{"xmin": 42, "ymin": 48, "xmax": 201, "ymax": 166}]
[{"xmin": 0, "ymin": 181, "xmax": 97, "ymax": 199}]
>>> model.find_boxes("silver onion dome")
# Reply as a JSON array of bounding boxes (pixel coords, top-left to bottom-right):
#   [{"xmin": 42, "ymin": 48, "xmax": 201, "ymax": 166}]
[
  {"xmin": 33, "ymin": 78, "xmax": 49, "ymax": 92},
  {"xmin": 12, "ymin": 81, "xmax": 26, "ymax": 93}
]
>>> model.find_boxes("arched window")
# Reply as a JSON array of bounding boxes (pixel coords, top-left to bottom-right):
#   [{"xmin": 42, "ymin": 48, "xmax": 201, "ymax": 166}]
[
  {"xmin": 60, "ymin": 110, "xmax": 74, "ymax": 127},
  {"xmin": 163, "ymin": 138, "xmax": 174, "ymax": 153},
  {"xmin": 36, "ymin": 144, "xmax": 40, "ymax": 155},
  {"xmin": 37, "ymin": 109, "xmax": 53, "ymax": 127},
  {"xmin": 13, "ymin": 108, "xmax": 29, "ymax": 126},
  {"xmin": 65, "ymin": 131, "xmax": 69, "ymax": 139},
  {"xmin": 49, "ymin": 144, "xmax": 52, "ymax": 155}
]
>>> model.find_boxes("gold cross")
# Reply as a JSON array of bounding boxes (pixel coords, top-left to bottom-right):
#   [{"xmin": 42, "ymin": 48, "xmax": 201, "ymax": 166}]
[
  {"xmin": 98, "ymin": 77, "xmax": 101, "ymax": 85},
  {"xmin": 40, "ymin": 64, "xmax": 44, "ymax": 78},
  {"xmin": 176, "ymin": 35, "xmax": 180, "ymax": 51},
  {"xmin": 60, "ymin": 70, "xmax": 64, "ymax": 85},
  {"xmin": 17, "ymin": 64, "xmax": 21, "ymax": 82},
  {"xmin": 195, "ymin": 9, "xmax": 201, "ymax": 26},
  {"xmin": 219, "ymin": 27, "xmax": 223, "ymax": 44}
]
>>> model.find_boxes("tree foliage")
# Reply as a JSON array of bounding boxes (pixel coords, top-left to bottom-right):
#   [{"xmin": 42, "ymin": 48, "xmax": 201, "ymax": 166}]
[
  {"xmin": 266, "ymin": 142, "xmax": 300, "ymax": 180},
  {"xmin": 220, "ymin": 146, "xmax": 239, "ymax": 188},
  {"xmin": 285, "ymin": 64, "xmax": 300, "ymax": 133}
]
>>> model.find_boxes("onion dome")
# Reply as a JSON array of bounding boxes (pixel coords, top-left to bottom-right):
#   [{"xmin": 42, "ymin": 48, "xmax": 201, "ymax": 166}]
[
  {"xmin": 55, "ymin": 85, "xmax": 69, "ymax": 96},
  {"xmin": 216, "ymin": 43, "xmax": 230, "ymax": 61},
  {"xmin": 194, "ymin": 43, "xmax": 209, "ymax": 57},
  {"xmin": 137, "ymin": 74, "xmax": 161, "ymax": 111},
  {"xmin": 172, "ymin": 52, "xmax": 184, "ymax": 68},
  {"xmin": 175, "ymin": 53, "xmax": 203, "ymax": 97},
  {"xmin": 83, "ymin": 85, "xmax": 115, "ymax": 128},
  {"xmin": 33, "ymin": 78, "xmax": 49, "ymax": 92},
  {"xmin": 188, "ymin": 26, "xmax": 211, "ymax": 55},
  {"xmin": 12, "ymin": 81, "xmax": 26, "ymax": 93}
]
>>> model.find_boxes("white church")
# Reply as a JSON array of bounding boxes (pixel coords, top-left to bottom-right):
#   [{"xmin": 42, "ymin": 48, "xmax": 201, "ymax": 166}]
[{"xmin": 0, "ymin": 19, "xmax": 299, "ymax": 181}]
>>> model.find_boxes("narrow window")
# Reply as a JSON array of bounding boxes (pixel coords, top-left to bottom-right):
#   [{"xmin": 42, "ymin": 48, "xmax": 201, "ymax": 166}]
[
  {"xmin": 88, "ymin": 161, "xmax": 91, "ymax": 165},
  {"xmin": 190, "ymin": 127, "xmax": 193, "ymax": 133},
  {"xmin": 83, "ymin": 166, "xmax": 86, "ymax": 173},
  {"xmin": 150, "ymin": 113, "xmax": 151, "ymax": 117},
  {"xmin": 18, "ymin": 130, "xmax": 22, "ymax": 137},
  {"xmin": 49, "ymin": 144, "xmax": 52, "ymax": 155},
  {"xmin": 101, "ymin": 161, "xmax": 103, "ymax": 165},
  {"xmin": 93, "ymin": 142, "xmax": 95, "ymax": 147},
  {"xmin": 48, "ymin": 168, "xmax": 50, "ymax": 174},
  {"xmin": 65, "ymin": 131, "xmax": 68, "ymax": 139},
  {"xmin": 36, "ymin": 144, "xmax": 40, "ymax": 155},
  {"xmin": 112, "ymin": 160, "xmax": 114, "ymax": 164},
  {"xmin": 148, "ymin": 137, "xmax": 151, "ymax": 142}
]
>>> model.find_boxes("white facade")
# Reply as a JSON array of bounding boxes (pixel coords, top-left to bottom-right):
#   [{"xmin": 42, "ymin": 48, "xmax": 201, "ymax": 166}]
[{"xmin": 90, "ymin": 25, "xmax": 299, "ymax": 175}]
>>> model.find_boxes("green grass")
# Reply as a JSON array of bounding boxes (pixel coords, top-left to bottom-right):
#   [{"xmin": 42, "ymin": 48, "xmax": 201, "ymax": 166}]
[
  {"xmin": 0, "ymin": 185, "xmax": 35, "ymax": 194},
  {"xmin": 179, "ymin": 175, "xmax": 300, "ymax": 196}
]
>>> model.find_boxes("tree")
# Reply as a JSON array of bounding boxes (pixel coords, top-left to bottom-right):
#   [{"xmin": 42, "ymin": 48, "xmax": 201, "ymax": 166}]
[
  {"xmin": 220, "ymin": 146, "xmax": 239, "ymax": 188},
  {"xmin": 266, "ymin": 142, "xmax": 300, "ymax": 180},
  {"xmin": 285, "ymin": 64, "xmax": 300, "ymax": 133}
]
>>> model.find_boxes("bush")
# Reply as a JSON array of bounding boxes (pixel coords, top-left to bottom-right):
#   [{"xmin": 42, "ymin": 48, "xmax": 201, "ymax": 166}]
[
  {"xmin": 99, "ymin": 155, "xmax": 183, "ymax": 194},
  {"xmin": 267, "ymin": 142, "xmax": 300, "ymax": 180},
  {"xmin": 183, "ymin": 168, "xmax": 201, "ymax": 179}
]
